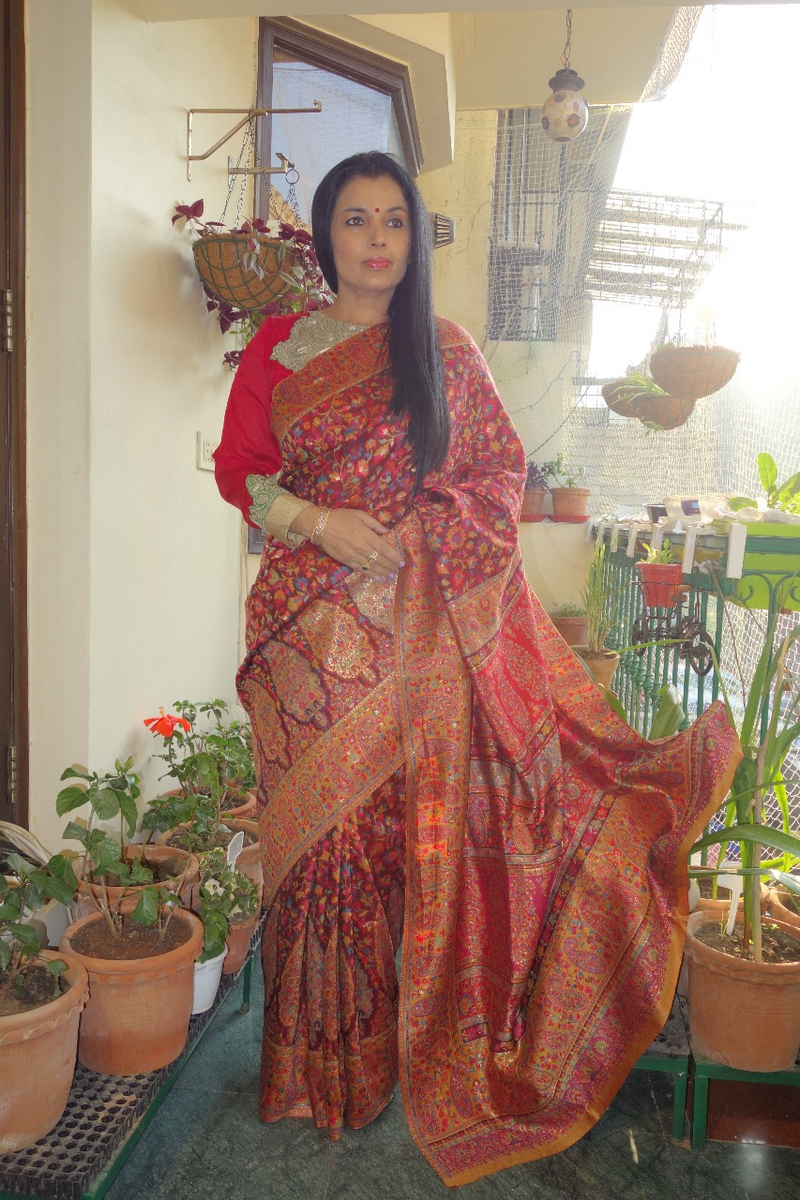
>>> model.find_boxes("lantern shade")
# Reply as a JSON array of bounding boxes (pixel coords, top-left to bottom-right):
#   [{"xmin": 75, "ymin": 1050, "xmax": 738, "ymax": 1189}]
[{"xmin": 541, "ymin": 67, "xmax": 588, "ymax": 143}]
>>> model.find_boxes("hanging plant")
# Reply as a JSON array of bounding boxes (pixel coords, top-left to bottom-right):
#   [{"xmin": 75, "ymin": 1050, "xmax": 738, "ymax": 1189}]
[
  {"xmin": 648, "ymin": 344, "xmax": 740, "ymax": 400},
  {"xmin": 172, "ymin": 200, "xmax": 331, "ymax": 369}
]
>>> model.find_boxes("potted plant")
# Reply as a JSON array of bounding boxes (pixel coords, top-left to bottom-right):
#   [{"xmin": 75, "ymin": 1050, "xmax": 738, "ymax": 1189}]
[
  {"xmin": 172, "ymin": 201, "xmax": 330, "ymax": 369},
  {"xmin": 142, "ymin": 703, "xmax": 261, "ymax": 887},
  {"xmin": 542, "ymin": 452, "xmax": 590, "ymax": 521},
  {"xmin": 573, "ymin": 543, "xmax": 621, "ymax": 689},
  {"xmin": 195, "ymin": 847, "xmax": 261, "ymax": 979},
  {"xmin": 648, "ymin": 341, "xmax": 740, "ymax": 400},
  {"xmin": 56, "ymin": 757, "xmax": 199, "ymax": 919},
  {"xmin": 520, "ymin": 460, "xmax": 550, "ymax": 522},
  {"xmin": 685, "ymin": 608, "xmax": 800, "ymax": 1071},
  {"xmin": 726, "ymin": 452, "xmax": 800, "ymax": 612},
  {"xmin": 601, "ymin": 371, "xmax": 696, "ymax": 431},
  {"xmin": 635, "ymin": 540, "xmax": 686, "ymax": 609},
  {"xmin": 52, "ymin": 759, "xmax": 204, "ymax": 1075},
  {"xmin": 0, "ymin": 853, "xmax": 89, "ymax": 1151},
  {"xmin": 548, "ymin": 600, "xmax": 588, "ymax": 647}
]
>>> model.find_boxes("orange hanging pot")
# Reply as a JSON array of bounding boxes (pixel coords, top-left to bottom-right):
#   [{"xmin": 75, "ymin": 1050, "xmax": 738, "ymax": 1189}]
[
  {"xmin": 636, "ymin": 561, "xmax": 685, "ymax": 608},
  {"xmin": 648, "ymin": 345, "xmax": 740, "ymax": 400}
]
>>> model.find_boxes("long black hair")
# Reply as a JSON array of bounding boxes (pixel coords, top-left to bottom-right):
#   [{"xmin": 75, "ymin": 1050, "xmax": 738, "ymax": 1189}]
[{"xmin": 311, "ymin": 151, "xmax": 450, "ymax": 486}]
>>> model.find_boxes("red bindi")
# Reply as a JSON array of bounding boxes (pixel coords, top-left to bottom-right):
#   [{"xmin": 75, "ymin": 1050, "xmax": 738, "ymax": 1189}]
[{"xmin": 374, "ymin": 208, "xmax": 380, "ymax": 213}]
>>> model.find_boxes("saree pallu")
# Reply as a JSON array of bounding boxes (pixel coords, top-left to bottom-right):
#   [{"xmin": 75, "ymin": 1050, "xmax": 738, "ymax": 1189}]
[{"xmin": 237, "ymin": 318, "xmax": 740, "ymax": 1186}]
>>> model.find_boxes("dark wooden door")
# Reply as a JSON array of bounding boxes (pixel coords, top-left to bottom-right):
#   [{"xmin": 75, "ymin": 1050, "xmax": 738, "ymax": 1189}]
[{"xmin": 0, "ymin": 0, "xmax": 28, "ymax": 827}]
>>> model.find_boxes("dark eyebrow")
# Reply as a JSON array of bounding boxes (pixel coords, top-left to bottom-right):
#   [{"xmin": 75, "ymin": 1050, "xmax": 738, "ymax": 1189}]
[{"xmin": 341, "ymin": 205, "xmax": 408, "ymax": 214}]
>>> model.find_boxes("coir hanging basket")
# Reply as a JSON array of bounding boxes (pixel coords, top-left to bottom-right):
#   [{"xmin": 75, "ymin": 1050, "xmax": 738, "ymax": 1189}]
[
  {"xmin": 193, "ymin": 234, "xmax": 299, "ymax": 311},
  {"xmin": 648, "ymin": 345, "xmax": 740, "ymax": 401}
]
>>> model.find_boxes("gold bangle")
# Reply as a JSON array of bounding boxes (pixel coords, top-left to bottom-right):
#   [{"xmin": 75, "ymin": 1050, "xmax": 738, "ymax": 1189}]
[{"xmin": 310, "ymin": 506, "xmax": 330, "ymax": 546}]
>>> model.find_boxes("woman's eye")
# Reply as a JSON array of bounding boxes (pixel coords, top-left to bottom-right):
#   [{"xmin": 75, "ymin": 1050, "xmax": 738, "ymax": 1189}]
[
  {"xmin": 387, "ymin": 218, "xmax": 405, "ymax": 228},
  {"xmin": 345, "ymin": 216, "xmax": 364, "ymax": 226}
]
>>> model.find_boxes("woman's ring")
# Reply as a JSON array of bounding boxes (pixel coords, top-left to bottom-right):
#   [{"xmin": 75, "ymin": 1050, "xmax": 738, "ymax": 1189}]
[
  {"xmin": 360, "ymin": 562, "xmax": 370, "ymax": 571},
  {"xmin": 367, "ymin": 549, "xmax": 379, "ymax": 563}
]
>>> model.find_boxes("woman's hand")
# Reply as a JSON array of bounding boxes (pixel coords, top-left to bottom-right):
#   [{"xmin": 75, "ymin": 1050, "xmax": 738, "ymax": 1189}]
[{"xmin": 290, "ymin": 506, "xmax": 404, "ymax": 578}]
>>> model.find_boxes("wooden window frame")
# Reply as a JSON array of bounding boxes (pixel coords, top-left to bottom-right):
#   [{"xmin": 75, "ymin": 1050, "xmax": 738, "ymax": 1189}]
[{"xmin": 256, "ymin": 17, "xmax": 422, "ymax": 217}]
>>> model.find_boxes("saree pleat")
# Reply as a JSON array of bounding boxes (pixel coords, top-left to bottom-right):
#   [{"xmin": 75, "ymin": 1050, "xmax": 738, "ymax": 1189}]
[
  {"xmin": 233, "ymin": 317, "xmax": 741, "ymax": 1186},
  {"xmin": 260, "ymin": 773, "xmax": 405, "ymax": 1133}
]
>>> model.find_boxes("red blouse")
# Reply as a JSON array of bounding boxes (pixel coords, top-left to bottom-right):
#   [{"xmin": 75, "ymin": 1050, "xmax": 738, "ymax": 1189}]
[{"xmin": 213, "ymin": 312, "xmax": 306, "ymax": 527}]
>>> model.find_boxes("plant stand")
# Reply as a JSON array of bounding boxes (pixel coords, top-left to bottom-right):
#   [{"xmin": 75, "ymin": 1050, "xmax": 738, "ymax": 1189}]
[
  {"xmin": 690, "ymin": 1053, "xmax": 800, "ymax": 1151},
  {"xmin": 0, "ymin": 922, "xmax": 262, "ymax": 1200},
  {"xmin": 631, "ymin": 993, "xmax": 692, "ymax": 1140}
]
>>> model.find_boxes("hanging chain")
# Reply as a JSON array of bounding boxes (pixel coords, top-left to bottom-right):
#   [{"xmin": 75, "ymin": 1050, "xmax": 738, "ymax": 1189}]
[
  {"xmin": 220, "ymin": 116, "xmax": 256, "ymax": 226},
  {"xmin": 284, "ymin": 162, "xmax": 301, "ymax": 224},
  {"xmin": 561, "ymin": 9, "xmax": 573, "ymax": 70}
]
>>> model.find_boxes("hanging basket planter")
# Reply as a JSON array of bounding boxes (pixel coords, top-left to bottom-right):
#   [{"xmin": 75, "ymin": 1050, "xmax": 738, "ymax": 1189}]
[
  {"xmin": 648, "ymin": 345, "xmax": 740, "ymax": 400},
  {"xmin": 192, "ymin": 234, "xmax": 299, "ymax": 311},
  {"xmin": 631, "ymin": 394, "xmax": 697, "ymax": 431}
]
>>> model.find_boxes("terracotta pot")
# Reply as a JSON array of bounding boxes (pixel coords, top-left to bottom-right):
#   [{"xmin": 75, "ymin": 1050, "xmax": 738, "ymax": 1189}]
[
  {"xmin": 648, "ymin": 344, "xmax": 740, "ymax": 400},
  {"xmin": 0, "ymin": 951, "xmax": 89, "ymax": 1152},
  {"xmin": 685, "ymin": 909, "xmax": 800, "ymax": 1071},
  {"xmin": 221, "ymin": 790, "xmax": 257, "ymax": 821},
  {"xmin": 574, "ymin": 647, "xmax": 619, "ymax": 690},
  {"xmin": 192, "ymin": 234, "xmax": 298, "ymax": 310},
  {"xmin": 223, "ymin": 909, "xmax": 260, "ymax": 975},
  {"xmin": 636, "ymin": 562, "xmax": 685, "ymax": 609},
  {"xmin": 59, "ymin": 907, "xmax": 203, "ymax": 1075},
  {"xmin": 550, "ymin": 614, "xmax": 588, "ymax": 647},
  {"xmin": 72, "ymin": 845, "xmax": 199, "ymax": 922},
  {"xmin": 550, "ymin": 487, "xmax": 590, "ymax": 521},
  {"xmin": 520, "ymin": 488, "xmax": 548, "ymax": 522},
  {"xmin": 228, "ymin": 819, "xmax": 262, "ymax": 890},
  {"xmin": 766, "ymin": 888, "xmax": 800, "ymax": 931}
]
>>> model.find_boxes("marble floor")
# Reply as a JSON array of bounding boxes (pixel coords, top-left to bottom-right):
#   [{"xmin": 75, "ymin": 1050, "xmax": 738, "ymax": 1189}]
[{"xmin": 103, "ymin": 969, "xmax": 800, "ymax": 1200}]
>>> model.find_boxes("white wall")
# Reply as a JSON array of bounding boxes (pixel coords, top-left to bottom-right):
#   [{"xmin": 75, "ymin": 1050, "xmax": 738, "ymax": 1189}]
[{"xmin": 27, "ymin": 0, "xmax": 255, "ymax": 850}]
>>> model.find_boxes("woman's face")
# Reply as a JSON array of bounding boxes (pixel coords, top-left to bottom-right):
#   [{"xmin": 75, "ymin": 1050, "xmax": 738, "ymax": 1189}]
[{"xmin": 329, "ymin": 174, "xmax": 411, "ymax": 310}]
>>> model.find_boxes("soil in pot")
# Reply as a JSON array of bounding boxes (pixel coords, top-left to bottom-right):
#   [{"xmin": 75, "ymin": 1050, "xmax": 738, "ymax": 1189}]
[
  {"xmin": 693, "ymin": 919, "xmax": 800, "ymax": 965},
  {"xmin": 68, "ymin": 914, "xmax": 192, "ymax": 960},
  {"xmin": 0, "ymin": 963, "xmax": 73, "ymax": 1018}
]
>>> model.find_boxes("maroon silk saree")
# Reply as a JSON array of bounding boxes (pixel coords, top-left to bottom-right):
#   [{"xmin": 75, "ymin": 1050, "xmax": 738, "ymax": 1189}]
[{"xmin": 235, "ymin": 318, "xmax": 740, "ymax": 1186}]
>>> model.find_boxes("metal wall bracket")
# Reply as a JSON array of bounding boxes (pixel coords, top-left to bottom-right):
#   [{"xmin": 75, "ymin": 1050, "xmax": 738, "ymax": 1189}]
[{"xmin": 186, "ymin": 102, "xmax": 322, "ymax": 181}]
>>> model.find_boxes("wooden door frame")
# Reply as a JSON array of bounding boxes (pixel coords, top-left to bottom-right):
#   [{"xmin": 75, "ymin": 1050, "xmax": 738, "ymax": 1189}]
[{"xmin": 2, "ymin": 0, "xmax": 29, "ymax": 826}]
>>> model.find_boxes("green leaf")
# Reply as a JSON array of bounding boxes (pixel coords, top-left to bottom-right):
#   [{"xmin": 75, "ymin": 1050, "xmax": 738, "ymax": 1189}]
[
  {"xmin": 56, "ymin": 785, "xmax": 90, "ymax": 817},
  {"xmin": 47, "ymin": 854, "xmax": 79, "ymax": 893},
  {"xmin": 91, "ymin": 786, "xmax": 121, "ymax": 822},
  {"xmin": 0, "ymin": 940, "xmax": 10, "ymax": 972},
  {"xmin": 130, "ymin": 886, "xmax": 159, "ymax": 926},
  {"xmin": 758, "ymin": 451, "xmax": 778, "ymax": 494},
  {"xmin": 118, "ymin": 794, "xmax": 139, "ymax": 839},
  {"xmin": 3, "ymin": 852, "xmax": 33, "ymax": 879},
  {"xmin": 729, "ymin": 496, "xmax": 758, "ymax": 511},
  {"xmin": 769, "ymin": 870, "xmax": 800, "ymax": 895},
  {"xmin": 9, "ymin": 922, "xmax": 42, "ymax": 955},
  {"xmin": 694, "ymin": 822, "xmax": 800, "ymax": 859},
  {"xmin": 62, "ymin": 821, "xmax": 90, "ymax": 848},
  {"xmin": 648, "ymin": 685, "xmax": 686, "ymax": 739},
  {"xmin": 60, "ymin": 766, "xmax": 91, "ymax": 782}
]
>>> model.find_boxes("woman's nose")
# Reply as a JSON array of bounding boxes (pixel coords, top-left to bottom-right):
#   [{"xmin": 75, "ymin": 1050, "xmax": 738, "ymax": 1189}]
[{"xmin": 369, "ymin": 221, "xmax": 386, "ymax": 245}]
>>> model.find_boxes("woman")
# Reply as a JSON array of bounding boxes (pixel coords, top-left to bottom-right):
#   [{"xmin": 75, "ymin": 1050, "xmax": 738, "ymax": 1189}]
[{"xmin": 214, "ymin": 152, "xmax": 739, "ymax": 1186}]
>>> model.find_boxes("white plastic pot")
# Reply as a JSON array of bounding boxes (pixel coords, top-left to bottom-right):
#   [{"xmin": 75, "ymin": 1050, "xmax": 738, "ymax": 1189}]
[{"xmin": 191, "ymin": 947, "xmax": 228, "ymax": 1015}]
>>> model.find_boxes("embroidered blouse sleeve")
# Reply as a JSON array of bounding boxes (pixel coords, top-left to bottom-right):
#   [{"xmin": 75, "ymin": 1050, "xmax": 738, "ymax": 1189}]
[{"xmin": 214, "ymin": 315, "xmax": 312, "ymax": 543}]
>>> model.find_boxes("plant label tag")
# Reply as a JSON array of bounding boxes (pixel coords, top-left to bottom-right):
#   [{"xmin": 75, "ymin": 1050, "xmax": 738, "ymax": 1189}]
[{"xmin": 227, "ymin": 831, "xmax": 245, "ymax": 867}]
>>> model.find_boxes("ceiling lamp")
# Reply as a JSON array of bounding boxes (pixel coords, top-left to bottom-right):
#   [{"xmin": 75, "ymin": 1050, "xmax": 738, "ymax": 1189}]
[{"xmin": 541, "ymin": 9, "xmax": 589, "ymax": 144}]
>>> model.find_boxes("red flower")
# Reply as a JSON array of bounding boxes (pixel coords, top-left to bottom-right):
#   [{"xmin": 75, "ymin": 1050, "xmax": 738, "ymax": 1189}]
[{"xmin": 143, "ymin": 708, "xmax": 191, "ymax": 737}]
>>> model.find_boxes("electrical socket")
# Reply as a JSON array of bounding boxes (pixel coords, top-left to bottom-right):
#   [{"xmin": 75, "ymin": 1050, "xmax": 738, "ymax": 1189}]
[{"xmin": 196, "ymin": 431, "xmax": 216, "ymax": 472}]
